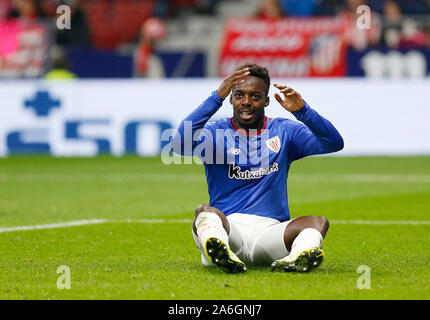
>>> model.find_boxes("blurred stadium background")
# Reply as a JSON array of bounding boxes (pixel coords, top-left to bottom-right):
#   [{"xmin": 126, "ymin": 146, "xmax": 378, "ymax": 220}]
[
  {"xmin": 0, "ymin": 0, "xmax": 429, "ymax": 157},
  {"xmin": 1, "ymin": 0, "xmax": 430, "ymax": 78}
]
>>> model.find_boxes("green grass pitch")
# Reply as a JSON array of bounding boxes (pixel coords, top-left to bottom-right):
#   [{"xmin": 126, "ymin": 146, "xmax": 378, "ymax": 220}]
[{"xmin": 0, "ymin": 156, "xmax": 429, "ymax": 300}]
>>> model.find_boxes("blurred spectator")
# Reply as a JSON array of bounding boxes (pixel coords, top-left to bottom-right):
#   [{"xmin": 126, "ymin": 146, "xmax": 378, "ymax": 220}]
[
  {"xmin": 195, "ymin": 0, "xmax": 220, "ymax": 15},
  {"xmin": 380, "ymin": 0, "xmax": 403, "ymax": 47},
  {"xmin": 398, "ymin": 18, "xmax": 429, "ymax": 47},
  {"xmin": 1, "ymin": 0, "xmax": 61, "ymax": 20},
  {"xmin": 257, "ymin": 0, "xmax": 283, "ymax": 19},
  {"xmin": 0, "ymin": 0, "xmax": 12, "ymax": 20},
  {"xmin": 154, "ymin": 0, "xmax": 171, "ymax": 18},
  {"xmin": 39, "ymin": 0, "xmax": 59, "ymax": 17},
  {"xmin": 370, "ymin": 0, "xmax": 430, "ymax": 15},
  {"xmin": 44, "ymin": 46, "xmax": 77, "ymax": 79},
  {"xmin": 379, "ymin": 1, "xmax": 428, "ymax": 48},
  {"xmin": 367, "ymin": 0, "xmax": 385, "ymax": 14},
  {"xmin": 135, "ymin": 17, "xmax": 166, "ymax": 77},
  {"xmin": 55, "ymin": 0, "xmax": 92, "ymax": 48},
  {"xmin": 397, "ymin": 0, "xmax": 430, "ymax": 15},
  {"xmin": 7, "ymin": 0, "xmax": 42, "ymax": 19},
  {"xmin": 279, "ymin": 0, "xmax": 317, "ymax": 16},
  {"xmin": 314, "ymin": 0, "xmax": 340, "ymax": 16}
]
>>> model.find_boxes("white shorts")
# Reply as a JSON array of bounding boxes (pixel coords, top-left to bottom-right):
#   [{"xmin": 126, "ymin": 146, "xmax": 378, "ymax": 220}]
[{"xmin": 192, "ymin": 213, "xmax": 293, "ymax": 266}]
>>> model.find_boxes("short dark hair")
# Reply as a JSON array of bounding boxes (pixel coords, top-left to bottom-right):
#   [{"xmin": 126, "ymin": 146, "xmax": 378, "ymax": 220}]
[{"xmin": 235, "ymin": 63, "xmax": 270, "ymax": 94}]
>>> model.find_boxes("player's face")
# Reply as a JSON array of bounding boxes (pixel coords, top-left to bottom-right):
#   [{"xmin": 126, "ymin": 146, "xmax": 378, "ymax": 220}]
[{"xmin": 230, "ymin": 76, "xmax": 269, "ymax": 130}]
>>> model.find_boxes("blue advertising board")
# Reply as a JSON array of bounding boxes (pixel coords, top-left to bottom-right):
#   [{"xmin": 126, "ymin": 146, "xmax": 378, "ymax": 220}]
[{"xmin": 347, "ymin": 47, "xmax": 430, "ymax": 77}]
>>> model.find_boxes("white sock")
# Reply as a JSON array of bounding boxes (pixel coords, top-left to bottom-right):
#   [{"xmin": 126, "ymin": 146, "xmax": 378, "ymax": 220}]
[
  {"xmin": 195, "ymin": 212, "xmax": 229, "ymax": 248},
  {"xmin": 289, "ymin": 228, "xmax": 323, "ymax": 257}
]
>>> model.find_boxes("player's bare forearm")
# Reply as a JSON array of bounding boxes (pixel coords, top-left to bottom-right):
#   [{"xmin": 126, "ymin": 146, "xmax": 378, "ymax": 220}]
[
  {"xmin": 273, "ymin": 84, "xmax": 305, "ymax": 113},
  {"xmin": 217, "ymin": 68, "xmax": 250, "ymax": 99}
]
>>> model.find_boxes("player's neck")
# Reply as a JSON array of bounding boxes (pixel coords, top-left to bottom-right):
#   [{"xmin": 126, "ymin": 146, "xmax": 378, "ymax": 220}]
[{"xmin": 232, "ymin": 116, "xmax": 266, "ymax": 135}]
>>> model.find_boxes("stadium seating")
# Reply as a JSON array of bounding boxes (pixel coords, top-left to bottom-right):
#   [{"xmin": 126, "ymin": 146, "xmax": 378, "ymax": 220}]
[{"xmin": 83, "ymin": 0, "xmax": 156, "ymax": 49}]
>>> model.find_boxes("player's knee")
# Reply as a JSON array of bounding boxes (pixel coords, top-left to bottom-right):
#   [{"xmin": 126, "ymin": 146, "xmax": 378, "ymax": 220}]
[
  {"xmin": 317, "ymin": 215, "xmax": 329, "ymax": 235},
  {"xmin": 195, "ymin": 204, "xmax": 210, "ymax": 216},
  {"xmin": 193, "ymin": 204, "xmax": 229, "ymax": 235},
  {"xmin": 195, "ymin": 204, "xmax": 224, "ymax": 218}
]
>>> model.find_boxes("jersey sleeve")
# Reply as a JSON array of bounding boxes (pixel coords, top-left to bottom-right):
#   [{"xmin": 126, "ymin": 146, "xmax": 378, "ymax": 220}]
[
  {"xmin": 171, "ymin": 91, "xmax": 223, "ymax": 156},
  {"xmin": 288, "ymin": 101, "xmax": 344, "ymax": 162}
]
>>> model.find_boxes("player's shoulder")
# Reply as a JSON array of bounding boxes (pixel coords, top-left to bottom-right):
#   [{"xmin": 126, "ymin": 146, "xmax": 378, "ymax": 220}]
[
  {"xmin": 204, "ymin": 117, "xmax": 231, "ymax": 131},
  {"xmin": 267, "ymin": 117, "xmax": 302, "ymax": 129}
]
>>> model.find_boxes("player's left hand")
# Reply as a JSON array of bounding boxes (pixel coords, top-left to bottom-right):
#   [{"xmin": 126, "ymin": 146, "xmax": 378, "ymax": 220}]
[{"xmin": 273, "ymin": 84, "xmax": 305, "ymax": 113}]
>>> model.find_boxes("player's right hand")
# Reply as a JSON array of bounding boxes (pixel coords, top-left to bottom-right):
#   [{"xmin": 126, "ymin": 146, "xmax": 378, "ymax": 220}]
[{"xmin": 216, "ymin": 68, "xmax": 250, "ymax": 99}]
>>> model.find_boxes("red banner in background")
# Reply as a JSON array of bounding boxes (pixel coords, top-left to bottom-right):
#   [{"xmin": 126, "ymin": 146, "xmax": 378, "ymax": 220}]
[{"xmin": 219, "ymin": 17, "xmax": 349, "ymax": 78}]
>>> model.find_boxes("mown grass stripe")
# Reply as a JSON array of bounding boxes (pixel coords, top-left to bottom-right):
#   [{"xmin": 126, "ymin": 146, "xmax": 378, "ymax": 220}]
[{"xmin": 1, "ymin": 173, "xmax": 430, "ymax": 183}]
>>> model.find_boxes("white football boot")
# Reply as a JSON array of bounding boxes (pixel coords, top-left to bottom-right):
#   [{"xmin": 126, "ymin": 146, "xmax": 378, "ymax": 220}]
[
  {"xmin": 271, "ymin": 248, "xmax": 324, "ymax": 272},
  {"xmin": 204, "ymin": 237, "xmax": 247, "ymax": 274}
]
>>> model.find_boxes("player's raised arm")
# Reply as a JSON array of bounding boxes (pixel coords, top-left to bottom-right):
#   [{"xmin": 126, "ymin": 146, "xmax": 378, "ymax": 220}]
[
  {"xmin": 273, "ymin": 84, "xmax": 305, "ymax": 113},
  {"xmin": 171, "ymin": 68, "xmax": 251, "ymax": 156},
  {"xmin": 273, "ymin": 83, "xmax": 344, "ymax": 161},
  {"xmin": 217, "ymin": 68, "xmax": 250, "ymax": 99}
]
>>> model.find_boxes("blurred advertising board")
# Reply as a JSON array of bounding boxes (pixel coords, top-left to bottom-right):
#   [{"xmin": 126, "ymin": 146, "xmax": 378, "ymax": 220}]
[
  {"xmin": 219, "ymin": 17, "xmax": 349, "ymax": 78},
  {"xmin": 0, "ymin": 20, "xmax": 48, "ymax": 78},
  {"xmin": 0, "ymin": 79, "xmax": 429, "ymax": 157},
  {"xmin": 347, "ymin": 47, "xmax": 430, "ymax": 77}
]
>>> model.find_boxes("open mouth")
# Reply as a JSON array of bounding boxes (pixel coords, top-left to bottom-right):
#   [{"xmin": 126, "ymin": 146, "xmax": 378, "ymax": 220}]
[{"xmin": 239, "ymin": 111, "xmax": 254, "ymax": 121}]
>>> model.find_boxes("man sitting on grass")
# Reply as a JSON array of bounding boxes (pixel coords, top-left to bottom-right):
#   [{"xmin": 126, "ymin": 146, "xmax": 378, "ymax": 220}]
[{"xmin": 171, "ymin": 63, "xmax": 343, "ymax": 273}]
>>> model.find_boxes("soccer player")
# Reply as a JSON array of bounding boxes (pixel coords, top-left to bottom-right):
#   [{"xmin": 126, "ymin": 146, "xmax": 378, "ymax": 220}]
[{"xmin": 171, "ymin": 63, "xmax": 344, "ymax": 273}]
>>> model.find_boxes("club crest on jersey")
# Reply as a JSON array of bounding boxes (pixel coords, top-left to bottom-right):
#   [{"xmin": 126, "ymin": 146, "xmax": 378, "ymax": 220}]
[{"xmin": 265, "ymin": 136, "xmax": 281, "ymax": 153}]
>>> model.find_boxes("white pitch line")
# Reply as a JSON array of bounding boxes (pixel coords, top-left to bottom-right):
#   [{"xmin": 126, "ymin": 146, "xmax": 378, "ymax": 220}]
[
  {"xmin": 0, "ymin": 173, "xmax": 203, "ymax": 183},
  {"xmin": 1, "ymin": 218, "xmax": 429, "ymax": 234},
  {"xmin": 293, "ymin": 174, "xmax": 430, "ymax": 183},
  {"xmin": 331, "ymin": 220, "xmax": 430, "ymax": 225},
  {"xmin": 117, "ymin": 218, "xmax": 193, "ymax": 224},
  {"xmin": 0, "ymin": 219, "xmax": 109, "ymax": 234}
]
